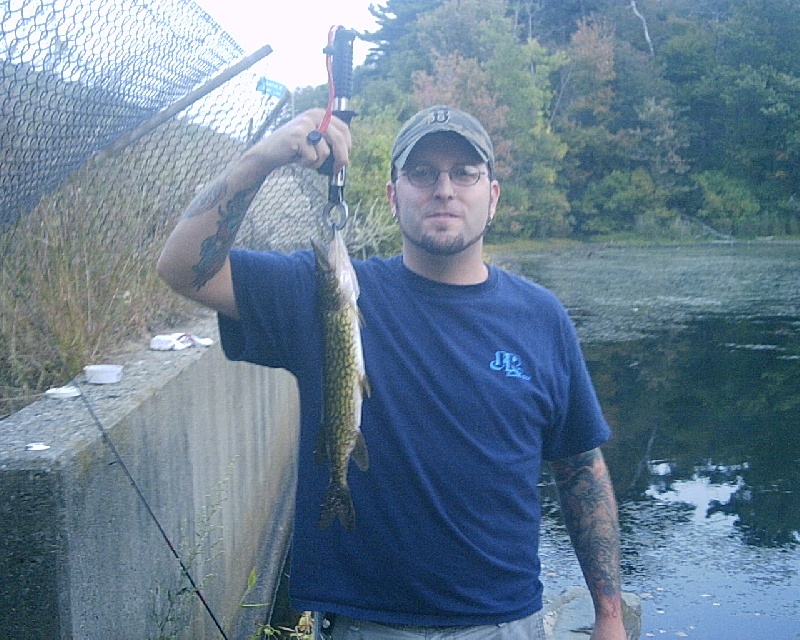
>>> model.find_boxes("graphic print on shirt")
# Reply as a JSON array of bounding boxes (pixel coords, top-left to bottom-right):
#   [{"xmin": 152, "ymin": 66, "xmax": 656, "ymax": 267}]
[{"xmin": 489, "ymin": 350, "xmax": 532, "ymax": 381}]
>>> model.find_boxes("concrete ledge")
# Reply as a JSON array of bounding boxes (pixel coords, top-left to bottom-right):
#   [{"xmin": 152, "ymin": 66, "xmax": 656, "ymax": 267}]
[
  {"xmin": 0, "ymin": 316, "xmax": 300, "ymax": 639},
  {"xmin": 544, "ymin": 587, "xmax": 642, "ymax": 640}
]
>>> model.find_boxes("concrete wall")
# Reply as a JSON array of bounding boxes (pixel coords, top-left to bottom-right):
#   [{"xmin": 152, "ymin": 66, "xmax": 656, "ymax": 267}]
[{"xmin": 0, "ymin": 316, "xmax": 300, "ymax": 640}]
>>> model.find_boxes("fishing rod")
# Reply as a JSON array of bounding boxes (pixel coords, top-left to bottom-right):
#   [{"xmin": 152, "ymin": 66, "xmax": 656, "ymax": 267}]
[{"xmin": 306, "ymin": 25, "xmax": 358, "ymax": 231}]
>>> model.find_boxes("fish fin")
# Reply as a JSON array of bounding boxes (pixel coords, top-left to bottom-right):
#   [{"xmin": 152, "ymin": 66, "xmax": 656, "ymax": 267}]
[
  {"xmin": 318, "ymin": 482, "xmax": 356, "ymax": 531},
  {"xmin": 361, "ymin": 372, "xmax": 371, "ymax": 398},
  {"xmin": 351, "ymin": 431, "xmax": 369, "ymax": 472}
]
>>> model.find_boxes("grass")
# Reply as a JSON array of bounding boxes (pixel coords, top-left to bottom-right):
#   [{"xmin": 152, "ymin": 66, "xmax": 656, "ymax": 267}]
[
  {"xmin": 0, "ymin": 125, "xmax": 220, "ymax": 418},
  {"xmin": 240, "ymin": 568, "xmax": 314, "ymax": 640},
  {"xmin": 247, "ymin": 611, "xmax": 314, "ymax": 640}
]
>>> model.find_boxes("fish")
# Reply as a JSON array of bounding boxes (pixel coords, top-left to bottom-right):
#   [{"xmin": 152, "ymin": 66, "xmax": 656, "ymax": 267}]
[{"xmin": 313, "ymin": 228, "xmax": 369, "ymax": 531}]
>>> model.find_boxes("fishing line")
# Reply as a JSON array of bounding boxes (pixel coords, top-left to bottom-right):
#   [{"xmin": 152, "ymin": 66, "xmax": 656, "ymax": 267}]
[{"xmin": 1, "ymin": 222, "xmax": 230, "ymax": 640}]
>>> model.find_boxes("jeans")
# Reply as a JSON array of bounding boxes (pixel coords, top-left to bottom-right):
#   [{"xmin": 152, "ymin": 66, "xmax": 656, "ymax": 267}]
[{"xmin": 313, "ymin": 610, "xmax": 546, "ymax": 640}]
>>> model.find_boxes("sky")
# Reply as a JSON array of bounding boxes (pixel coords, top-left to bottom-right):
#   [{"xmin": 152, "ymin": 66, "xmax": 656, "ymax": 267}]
[{"xmin": 194, "ymin": 0, "xmax": 380, "ymax": 91}]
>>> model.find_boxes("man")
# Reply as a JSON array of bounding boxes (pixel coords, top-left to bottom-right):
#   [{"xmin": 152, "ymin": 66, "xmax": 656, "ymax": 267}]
[{"xmin": 158, "ymin": 105, "xmax": 626, "ymax": 640}]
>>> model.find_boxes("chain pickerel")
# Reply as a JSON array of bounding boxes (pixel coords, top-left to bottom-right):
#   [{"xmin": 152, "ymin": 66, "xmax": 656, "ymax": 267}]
[{"xmin": 313, "ymin": 228, "xmax": 369, "ymax": 531}]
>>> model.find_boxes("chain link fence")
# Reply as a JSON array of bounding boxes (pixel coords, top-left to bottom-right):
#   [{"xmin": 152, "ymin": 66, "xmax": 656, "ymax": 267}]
[
  {"xmin": 0, "ymin": 0, "xmax": 337, "ymax": 417},
  {"xmin": 0, "ymin": 0, "xmax": 331, "ymax": 239}
]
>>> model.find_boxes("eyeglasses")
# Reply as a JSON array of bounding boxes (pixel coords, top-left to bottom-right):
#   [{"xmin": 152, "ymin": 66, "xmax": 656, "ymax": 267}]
[{"xmin": 400, "ymin": 164, "xmax": 487, "ymax": 188}]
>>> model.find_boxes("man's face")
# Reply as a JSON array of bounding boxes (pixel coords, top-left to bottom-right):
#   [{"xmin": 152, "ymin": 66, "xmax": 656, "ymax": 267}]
[{"xmin": 387, "ymin": 132, "xmax": 499, "ymax": 258}]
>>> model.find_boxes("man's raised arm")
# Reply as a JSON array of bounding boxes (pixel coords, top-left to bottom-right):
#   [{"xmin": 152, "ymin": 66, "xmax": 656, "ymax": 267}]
[{"xmin": 157, "ymin": 108, "xmax": 351, "ymax": 319}]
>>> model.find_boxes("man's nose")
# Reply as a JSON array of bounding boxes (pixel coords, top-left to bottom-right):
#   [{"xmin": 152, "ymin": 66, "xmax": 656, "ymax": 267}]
[{"xmin": 432, "ymin": 170, "xmax": 456, "ymax": 196}]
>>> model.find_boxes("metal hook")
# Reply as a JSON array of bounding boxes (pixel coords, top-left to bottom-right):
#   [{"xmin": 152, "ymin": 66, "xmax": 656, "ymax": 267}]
[{"xmin": 323, "ymin": 200, "xmax": 348, "ymax": 231}]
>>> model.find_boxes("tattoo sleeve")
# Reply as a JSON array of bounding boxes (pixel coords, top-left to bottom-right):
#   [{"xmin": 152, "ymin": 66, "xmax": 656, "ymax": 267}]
[
  {"xmin": 183, "ymin": 180, "xmax": 226, "ymax": 219},
  {"xmin": 188, "ymin": 181, "xmax": 260, "ymax": 290},
  {"xmin": 551, "ymin": 448, "xmax": 622, "ymax": 616}
]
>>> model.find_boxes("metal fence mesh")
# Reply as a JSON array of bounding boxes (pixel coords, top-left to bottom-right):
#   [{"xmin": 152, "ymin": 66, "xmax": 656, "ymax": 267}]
[
  {"xmin": 0, "ymin": 0, "xmax": 337, "ymax": 418},
  {"xmin": 1, "ymin": 0, "xmax": 330, "ymax": 244}
]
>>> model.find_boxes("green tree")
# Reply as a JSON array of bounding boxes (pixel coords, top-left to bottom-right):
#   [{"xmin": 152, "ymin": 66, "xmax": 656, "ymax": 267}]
[
  {"xmin": 346, "ymin": 105, "xmax": 402, "ymax": 256},
  {"xmin": 660, "ymin": 0, "xmax": 800, "ymax": 233},
  {"xmin": 352, "ymin": 0, "xmax": 800, "ymax": 239},
  {"xmin": 360, "ymin": 0, "xmax": 443, "ymax": 94},
  {"xmin": 554, "ymin": 16, "xmax": 627, "ymax": 229},
  {"xmin": 507, "ymin": 0, "xmax": 615, "ymax": 45},
  {"xmin": 410, "ymin": 0, "xmax": 570, "ymax": 238},
  {"xmin": 577, "ymin": 168, "xmax": 671, "ymax": 234},
  {"xmin": 693, "ymin": 171, "xmax": 761, "ymax": 236},
  {"xmin": 632, "ymin": 97, "xmax": 689, "ymax": 188}
]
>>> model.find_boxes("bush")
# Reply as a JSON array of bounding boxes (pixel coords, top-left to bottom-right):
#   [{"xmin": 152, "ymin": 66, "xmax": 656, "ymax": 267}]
[
  {"xmin": 693, "ymin": 171, "xmax": 761, "ymax": 236},
  {"xmin": 577, "ymin": 168, "xmax": 675, "ymax": 234}
]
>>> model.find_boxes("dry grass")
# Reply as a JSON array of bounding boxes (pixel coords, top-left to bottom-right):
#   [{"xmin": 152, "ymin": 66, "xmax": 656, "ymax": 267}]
[{"xmin": 0, "ymin": 146, "xmax": 202, "ymax": 418}]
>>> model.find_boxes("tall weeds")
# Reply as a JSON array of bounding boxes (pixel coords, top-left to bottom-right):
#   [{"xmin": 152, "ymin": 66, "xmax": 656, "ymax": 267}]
[{"xmin": 0, "ymin": 149, "xmax": 198, "ymax": 418}]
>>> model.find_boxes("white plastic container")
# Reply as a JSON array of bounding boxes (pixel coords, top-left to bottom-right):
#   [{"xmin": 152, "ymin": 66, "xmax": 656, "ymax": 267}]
[
  {"xmin": 45, "ymin": 385, "xmax": 82, "ymax": 399},
  {"xmin": 84, "ymin": 364, "xmax": 123, "ymax": 384}
]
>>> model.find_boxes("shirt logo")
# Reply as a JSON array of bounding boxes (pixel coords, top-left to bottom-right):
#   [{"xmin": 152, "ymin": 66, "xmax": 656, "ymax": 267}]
[{"xmin": 490, "ymin": 351, "xmax": 531, "ymax": 381}]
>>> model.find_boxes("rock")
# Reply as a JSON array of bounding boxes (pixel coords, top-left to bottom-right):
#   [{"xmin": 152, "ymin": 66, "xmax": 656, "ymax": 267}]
[{"xmin": 543, "ymin": 587, "xmax": 641, "ymax": 640}]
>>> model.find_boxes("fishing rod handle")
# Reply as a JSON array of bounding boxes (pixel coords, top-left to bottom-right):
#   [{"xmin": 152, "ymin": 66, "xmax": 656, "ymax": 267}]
[{"xmin": 317, "ymin": 27, "xmax": 358, "ymax": 178}]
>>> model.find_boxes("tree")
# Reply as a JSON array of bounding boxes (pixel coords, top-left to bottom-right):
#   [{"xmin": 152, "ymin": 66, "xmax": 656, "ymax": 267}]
[
  {"xmin": 506, "ymin": 0, "xmax": 615, "ymax": 46},
  {"xmin": 360, "ymin": 0, "xmax": 444, "ymax": 93},
  {"xmin": 632, "ymin": 97, "xmax": 689, "ymax": 188},
  {"xmin": 660, "ymin": 0, "xmax": 800, "ymax": 234},
  {"xmin": 693, "ymin": 171, "xmax": 761, "ymax": 236},
  {"xmin": 410, "ymin": 0, "xmax": 570, "ymax": 238},
  {"xmin": 346, "ymin": 106, "xmax": 404, "ymax": 256},
  {"xmin": 352, "ymin": 0, "xmax": 800, "ymax": 239},
  {"xmin": 553, "ymin": 16, "xmax": 625, "ymax": 226},
  {"xmin": 577, "ymin": 168, "xmax": 671, "ymax": 234}
]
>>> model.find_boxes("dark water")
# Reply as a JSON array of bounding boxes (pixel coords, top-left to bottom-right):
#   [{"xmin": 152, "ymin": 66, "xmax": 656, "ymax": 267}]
[{"xmin": 496, "ymin": 244, "xmax": 800, "ymax": 639}]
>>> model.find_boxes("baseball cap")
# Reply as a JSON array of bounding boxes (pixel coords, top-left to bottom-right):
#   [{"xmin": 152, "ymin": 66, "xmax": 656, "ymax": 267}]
[{"xmin": 391, "ymin": 105, "xmax": 495, "ymax": 174}]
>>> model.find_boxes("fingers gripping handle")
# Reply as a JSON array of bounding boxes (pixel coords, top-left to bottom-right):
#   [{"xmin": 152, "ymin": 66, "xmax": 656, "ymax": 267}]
[{"xmin": 317, "ymin": 27, "xmax": 358, "ymax": 180}]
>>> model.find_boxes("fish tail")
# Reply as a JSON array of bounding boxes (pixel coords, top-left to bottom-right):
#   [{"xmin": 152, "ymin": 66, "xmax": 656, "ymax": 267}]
[{"xmin": 318, "ymin": 482, "xmax": 356, "ymax": 531}]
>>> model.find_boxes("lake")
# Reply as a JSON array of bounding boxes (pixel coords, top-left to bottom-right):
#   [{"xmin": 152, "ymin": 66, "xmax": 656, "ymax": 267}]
[{"xmin": 492, "ymin": 242, "xmax": 800, "ymax": 639}]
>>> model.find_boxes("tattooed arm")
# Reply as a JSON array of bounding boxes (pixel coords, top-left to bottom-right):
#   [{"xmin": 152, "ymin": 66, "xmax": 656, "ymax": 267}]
[
  {"xmin": 551, "ymin": 448, "xmax": 627, "ymax": 640},
  {"xmin": 157, "ymin": 108, "xmax": 351, "ymax": 318}
]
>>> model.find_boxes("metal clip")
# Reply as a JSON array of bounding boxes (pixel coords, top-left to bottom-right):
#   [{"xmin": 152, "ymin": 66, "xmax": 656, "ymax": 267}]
[{"xmin": 323, "ymin": 200, "xmax": 348, "ymax": 231}]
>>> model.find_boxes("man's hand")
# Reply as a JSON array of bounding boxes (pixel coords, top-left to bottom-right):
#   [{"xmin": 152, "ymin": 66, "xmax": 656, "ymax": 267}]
[{"xmin": 249, "ymin": 108, "xmax": 352, "ymax": 176}]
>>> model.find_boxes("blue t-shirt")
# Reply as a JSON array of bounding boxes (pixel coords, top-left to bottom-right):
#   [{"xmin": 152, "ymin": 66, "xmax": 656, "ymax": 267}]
[{"xmin": 219, "ymin": 250, "xmax": 611, "ymax": 626}]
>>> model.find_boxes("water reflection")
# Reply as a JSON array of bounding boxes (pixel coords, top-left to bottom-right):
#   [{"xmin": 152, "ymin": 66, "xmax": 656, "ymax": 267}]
[
  {"xmin": 586, "ymin": 314, "xmax": 800, "ymax": 549},
  {"xmin": 500, "ymin": 244, "xmax": 800, "ymax": 637},
  {"xmin": 537, "ymin": 313, "xmax": 800, "ymax": 638}
]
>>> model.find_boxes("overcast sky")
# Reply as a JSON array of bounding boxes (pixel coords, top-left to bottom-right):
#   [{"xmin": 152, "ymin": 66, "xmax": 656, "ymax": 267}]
[{"xmin": 194, "ymin": 0, "xmax": 378, "ymax": 90}]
